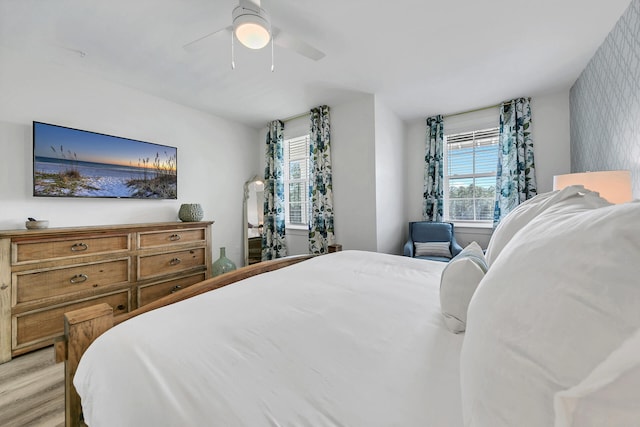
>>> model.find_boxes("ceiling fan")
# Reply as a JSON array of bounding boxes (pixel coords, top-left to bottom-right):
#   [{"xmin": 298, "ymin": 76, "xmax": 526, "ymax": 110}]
[{"xmin": 183, "ymin": 0, "xmax": 325, "ymax": 70}]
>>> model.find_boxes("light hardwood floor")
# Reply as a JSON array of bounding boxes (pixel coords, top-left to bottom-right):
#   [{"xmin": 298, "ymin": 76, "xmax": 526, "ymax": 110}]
[{"xmin": 0, "ymin": 347, "xmax": 64, "ymax": 427}]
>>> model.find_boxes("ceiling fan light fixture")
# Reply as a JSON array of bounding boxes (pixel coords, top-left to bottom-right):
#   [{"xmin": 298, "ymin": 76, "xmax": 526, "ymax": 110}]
[{"xmin": 233, "ymin": 4, "xmax": 271, "ymax": 50}]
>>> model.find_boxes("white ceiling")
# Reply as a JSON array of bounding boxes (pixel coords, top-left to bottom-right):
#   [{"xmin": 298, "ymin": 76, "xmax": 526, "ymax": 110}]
[{"xmin": 0, "ymin": 0, "xmax": 633, "ymax": 128}]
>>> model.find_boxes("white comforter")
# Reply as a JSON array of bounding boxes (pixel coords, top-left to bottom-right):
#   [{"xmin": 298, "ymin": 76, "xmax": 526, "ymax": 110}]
[{"xmin": 75, "ymin": 250, "xmax": 464, "ymax": 427}]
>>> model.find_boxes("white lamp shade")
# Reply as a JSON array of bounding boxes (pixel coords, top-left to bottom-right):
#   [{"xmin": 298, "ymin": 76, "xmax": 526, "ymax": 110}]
[
  {"xmin": 235, "ymin": 21, "xmax": 270, "ymax": 49},
  {"xmin": 232, "ymin": 3, "xmax": 271, "ymax": 50},
  {"xmin": 553, "ymin": 170, "xmax": 632, "ymax": 204}
]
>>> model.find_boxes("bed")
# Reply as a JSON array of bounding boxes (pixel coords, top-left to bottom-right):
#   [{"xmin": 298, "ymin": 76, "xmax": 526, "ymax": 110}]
[
  {"xmin": 72, "ymin": 251, "xmax": 464, "ymax": 426},
  {"xmin": 59, "ymin": 185, "xmax": 640, "ymax": 427}
]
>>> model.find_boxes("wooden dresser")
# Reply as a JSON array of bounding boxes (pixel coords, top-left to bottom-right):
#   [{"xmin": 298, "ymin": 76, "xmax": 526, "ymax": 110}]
[{"xmin": 0, "ymin": 221, "xmax": 213, "ymax": 363}]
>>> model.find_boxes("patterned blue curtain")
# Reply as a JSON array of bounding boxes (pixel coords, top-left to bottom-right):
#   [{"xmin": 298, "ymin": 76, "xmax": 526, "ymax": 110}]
[
  {"xmin": 262, "ymin": 120, "xmax": 288, "ymax": 260},
  {"xmin": 423, "ymin": 115, "xmax": 444, "ymax": 221},
  {"xmin": 309, "ymin": 105, "xmax": 334, "ymax": 254},
  {"xmin": 493, "ymin": 98, "xmax": 537, "ymax": 224}
]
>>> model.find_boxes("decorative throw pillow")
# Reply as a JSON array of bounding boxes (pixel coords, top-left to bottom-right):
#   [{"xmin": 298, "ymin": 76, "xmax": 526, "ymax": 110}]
[
  {"xmin": 484, "ymin": 185, "xmax": 610, "ymax": 266},
  {"xmin": 554, "ymin": 327, "xmax": 640, "ymax": 427},
  {"xmin": 460, "ymin": 201, "xmax": 640, "ymax": 427},
  {"xmin": 439, "ymin": 241, "xmax": 487, "ymax": 333},
  {"xmin": 414, "ymin": 242, "xmax": 452, "ymax": 258}
]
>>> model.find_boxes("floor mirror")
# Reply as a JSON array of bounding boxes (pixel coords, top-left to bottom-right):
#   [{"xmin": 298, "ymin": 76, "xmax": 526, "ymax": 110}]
[{"xmin": 243, "ymin": 175, "xmax": 264, "ymax": 266}]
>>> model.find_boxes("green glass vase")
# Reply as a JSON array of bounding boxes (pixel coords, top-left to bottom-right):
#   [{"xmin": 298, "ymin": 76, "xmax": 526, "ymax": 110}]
[{"xmin": 212, "ymin": 247, "xmax": 237, "ymax": 276}]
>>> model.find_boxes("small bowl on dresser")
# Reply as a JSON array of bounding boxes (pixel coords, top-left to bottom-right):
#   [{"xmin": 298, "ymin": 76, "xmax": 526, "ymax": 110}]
[{"xmin": 25, "ymin": 220, "xmax": 49, "ymax": 230}]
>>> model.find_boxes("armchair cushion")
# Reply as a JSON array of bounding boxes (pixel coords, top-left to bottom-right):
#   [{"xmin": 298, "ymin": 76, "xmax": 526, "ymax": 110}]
[{"xmin": 414, "ymin": 242, "xmax": 452, "ymax": 258}]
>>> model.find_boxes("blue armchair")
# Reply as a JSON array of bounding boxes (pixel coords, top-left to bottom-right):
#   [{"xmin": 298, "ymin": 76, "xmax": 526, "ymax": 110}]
[{"xmin": 403, "ymin": 221, "xmax": 463, "ymax": 262}]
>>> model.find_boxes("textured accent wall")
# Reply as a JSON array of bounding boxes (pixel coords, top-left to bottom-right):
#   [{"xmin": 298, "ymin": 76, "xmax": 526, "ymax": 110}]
[{"xmin": 570, "ymin": 0, "xmax": 640, "ymax": 198}]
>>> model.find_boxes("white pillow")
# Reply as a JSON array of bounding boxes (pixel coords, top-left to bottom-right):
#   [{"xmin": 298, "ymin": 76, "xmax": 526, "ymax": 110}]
[
  {"xmin": 414, "ymin": 241, "xmax": 451, "ymax": 258},
  {"xmin": 439, "ymin": 242, "xmax": 487, "ymax": 333},
  {"xmin": 554, "ymin": 327, "xmax": 640, "ymax": 427},
  {"xmin": 484, "ymin": 185, "xmax": 610, "ymax": 265},
  {"xmin": 461, "ymin": 201, "xmax": 640, "ymax": 427}
]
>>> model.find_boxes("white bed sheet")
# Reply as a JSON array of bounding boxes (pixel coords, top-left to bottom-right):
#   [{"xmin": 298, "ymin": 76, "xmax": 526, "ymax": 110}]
[{"xmin": 75, "ymin": 250, "xmax": 464, "ymax": 427}]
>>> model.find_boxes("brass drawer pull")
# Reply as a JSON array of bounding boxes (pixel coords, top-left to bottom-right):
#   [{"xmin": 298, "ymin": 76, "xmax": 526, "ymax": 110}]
[
  {"xmin": 70, "ymin": 274, "xmax": 88, "ymax": 284},
  {"xmin": 169, "ymin": 234, "xmax": 181, "ymax": 241},
  {"xmin": 169, "ymin": 257, "xmax": 181, "ymax": 266},
  {"xmin": 71, "ymin": 243, "xmax": 89, "ymax": 252},
  {"xmin": 116, "ymin": 304, "xmax": 126, "ymax": 311},
  {"xmin": 170, "ymin": 285, "xmax": 182, "ymax": 294}
]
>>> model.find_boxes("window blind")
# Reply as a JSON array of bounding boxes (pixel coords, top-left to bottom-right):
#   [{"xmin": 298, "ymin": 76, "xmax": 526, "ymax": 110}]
[{"xmin": 445, "ymin": 128, "xmax": 499, "ymax": 222}]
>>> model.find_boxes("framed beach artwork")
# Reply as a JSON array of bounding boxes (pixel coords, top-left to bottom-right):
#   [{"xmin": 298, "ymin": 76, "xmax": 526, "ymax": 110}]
[{"xmin": 32, "ymin": 122, "xmax": 177, "ymax": 199}]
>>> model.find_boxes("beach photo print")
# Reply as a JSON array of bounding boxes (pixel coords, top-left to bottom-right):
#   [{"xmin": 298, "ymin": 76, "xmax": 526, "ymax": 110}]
[{"xmin": 33, "ymin": 122, "xmax": 177, "ymax": 199}]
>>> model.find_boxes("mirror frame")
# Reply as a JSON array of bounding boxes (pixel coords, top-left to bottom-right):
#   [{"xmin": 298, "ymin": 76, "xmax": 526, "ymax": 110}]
[{"xmin": 243, "ymin": 175, "xmax": 263, "ymax": 266}]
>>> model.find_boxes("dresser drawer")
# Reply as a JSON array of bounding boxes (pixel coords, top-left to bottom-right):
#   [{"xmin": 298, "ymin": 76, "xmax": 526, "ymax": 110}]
[
  {"xmin": 137, "ymin": 272, "xmax": 206, "ymax": 307},
  {"xmin": 13, "ymin": 290, "xmax": 130, "ymax": 349},
  {"xmin": 138, "ymin": 228, "xmax": 206, "ymax": 248},
  {"xmin": 138, "ymin": 248, "xmax": 205, "ymax": 280},
  {"xmin": 14, "ymin": 234, "xmax": 130, "ymax": 264},
  {"xmin": 14, "ymin": 259, "xmax": 130, "ymax": 304}
]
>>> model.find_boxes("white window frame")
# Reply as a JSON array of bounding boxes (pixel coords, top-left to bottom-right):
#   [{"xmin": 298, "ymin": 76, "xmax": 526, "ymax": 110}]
[
  {"xmin": 283, "ymin": 134, "xmax": 311, "ymax": 230},
  {"xmin": 443, "ymin": 127, "xmax": 499, "ymax": 227}
]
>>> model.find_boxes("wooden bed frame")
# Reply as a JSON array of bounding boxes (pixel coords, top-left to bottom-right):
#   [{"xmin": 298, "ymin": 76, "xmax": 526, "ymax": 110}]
[{"xmin": 55, "ymin": 255, "xmax": 314, "ymax": 427}]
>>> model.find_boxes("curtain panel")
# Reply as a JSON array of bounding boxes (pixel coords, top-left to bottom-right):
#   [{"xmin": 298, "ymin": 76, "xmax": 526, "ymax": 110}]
[
  {"xmin": 493, "ymin": 98, "xmax": 537, "ymax": 224},
  {"xmin": 423, "ymin": 115, "xmax": 445, "ymax": 222},
  {"xmin": 262, "ymin": 120, "xmax": 288, "ymax": 260},
  {"xmin": 308, "ymin": 105, "xmax": 335, "ymax": 254}
]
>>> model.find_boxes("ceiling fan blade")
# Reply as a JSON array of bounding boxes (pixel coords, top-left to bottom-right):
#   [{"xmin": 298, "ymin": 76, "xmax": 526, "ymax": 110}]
[
  {"xmin": 272, "ymin": 27, "xmax": 325, "ymax": 61},
  {"xmin": 183, "ymin": 26, "xmax": 232, "ymax": 53}
]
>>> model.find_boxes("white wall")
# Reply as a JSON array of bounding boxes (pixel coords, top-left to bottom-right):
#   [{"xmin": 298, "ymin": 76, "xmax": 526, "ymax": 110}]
[
  {"xmin": 257, "ymin": 102, "xmax": 386, "ymax": 256},
  {"xmin": 285, "ymin": 228, "xmax": 310, "ymax": 255},
  {"xmin": 404, "ymin": 118, "xmax": 427, "ymax": 236},
  {"xmin": 0, "ymin": 48, "xmax": 259, "ymax": 266},
  {"xmin": 531, "ymin": 89, "xmax": 572, "ymax": 193},
  {"xmin": 258, "ymin": 96, "xmax": 403, "ymax": 255},
  {"xmin": 404, "ymin": 89, "xmax": 572, "ymax": 249},
  {"xmin": 331, "ymin": 94, "xmax": 378, "ymax": 252},
  {"xmin": 374, "ymin": 98, "xmax": 406, "ymax": 254}
]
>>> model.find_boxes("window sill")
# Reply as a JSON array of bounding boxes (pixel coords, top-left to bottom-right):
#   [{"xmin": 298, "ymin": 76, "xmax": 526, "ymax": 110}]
[
  {"xmin": 449, "ymin": 221, "xmax": 494, "ymax": 230},
  {"xmin": 286, "ymin": 224, "xmax": 309, "ymax": 232}
]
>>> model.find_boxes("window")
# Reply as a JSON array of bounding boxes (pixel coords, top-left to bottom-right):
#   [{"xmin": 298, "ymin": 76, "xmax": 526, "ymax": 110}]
[
  {"xmin": 444, "ymin": 127, "xmax": 499, "ymax": 223},
  {"xmin": 283, "ymin": 135, "xmax": 311, "ymax": 227}
]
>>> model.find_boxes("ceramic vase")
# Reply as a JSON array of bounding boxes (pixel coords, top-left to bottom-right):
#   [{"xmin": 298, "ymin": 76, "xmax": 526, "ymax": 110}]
[
  {"xmin": 212, "ymin": 247, "xmax": 237, "ymax": 276},
  {"xmin": 178, "ymin": 203, "xmax": 204, "ymax": 222}
]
